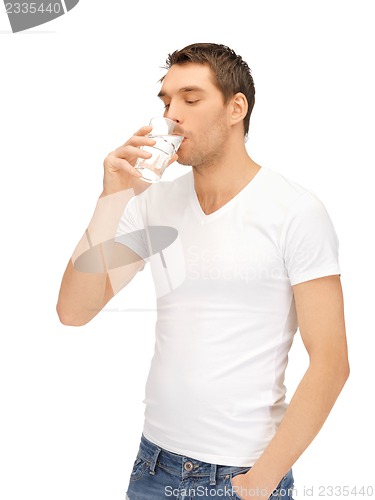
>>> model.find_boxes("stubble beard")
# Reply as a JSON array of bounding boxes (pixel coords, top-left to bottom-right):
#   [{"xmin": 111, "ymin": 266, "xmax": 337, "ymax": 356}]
[{"xmin": 177, "ymin": 117, "xmax": 230, "ymax": 170}]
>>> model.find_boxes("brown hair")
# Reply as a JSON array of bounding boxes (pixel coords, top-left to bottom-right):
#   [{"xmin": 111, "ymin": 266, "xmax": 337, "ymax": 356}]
[{"xmin": 163, "ymin": 43, "xmax": 255, "ymax": 137}]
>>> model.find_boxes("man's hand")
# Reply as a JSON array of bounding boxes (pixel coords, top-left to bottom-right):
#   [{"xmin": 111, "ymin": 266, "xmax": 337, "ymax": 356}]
[
  {"xmin": 102, "ymin": 126, "xmax": 178, "ymax": 196},
  {"xmin": 231, "ymin": 472, "xmax": 270, "ymax": 500}
]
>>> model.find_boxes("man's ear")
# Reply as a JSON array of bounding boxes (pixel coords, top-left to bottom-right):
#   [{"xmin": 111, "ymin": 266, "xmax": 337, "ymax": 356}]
[{"xmin": 229, "ymin": 92, "xmax": 248, "ymax": 126}]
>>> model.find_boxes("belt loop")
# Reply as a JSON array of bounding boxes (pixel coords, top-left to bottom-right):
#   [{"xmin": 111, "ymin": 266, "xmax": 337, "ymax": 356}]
[
  {"xmin": 209, "ymin": 463, "xmax": 217, "ymax": 485},
  {"xmin": 149, "ymin": 446, "xmax": 161, "ymax": 475}
]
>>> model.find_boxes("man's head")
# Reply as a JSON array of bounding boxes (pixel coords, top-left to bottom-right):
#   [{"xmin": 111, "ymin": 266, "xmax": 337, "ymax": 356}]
[
  {"xmin": 162, "ymin": 43, "xmax": 255, "ymax": 137},
  {"xmin": 158, "ymin": 43, "xmax": 255, "ymax": 168}
]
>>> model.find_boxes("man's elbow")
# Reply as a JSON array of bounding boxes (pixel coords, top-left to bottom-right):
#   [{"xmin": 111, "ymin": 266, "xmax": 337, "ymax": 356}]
[
  {"xmin": 341, "ymin": 357, "xmax": 350, "ymax": 384},
  {"xmin": 310, "ymin": 345, "xmax": 350, "ymax": 389},
  {"xmin": 330, "ymin": 351, "xmax": 350, "ymax": 390},
  {"xmin": 56, "ymin": 304, "xmax": 92, "ymax": 327},
  {"xmin": 335, "ymin": 340, "xmax": 350, "ymax": 383}
]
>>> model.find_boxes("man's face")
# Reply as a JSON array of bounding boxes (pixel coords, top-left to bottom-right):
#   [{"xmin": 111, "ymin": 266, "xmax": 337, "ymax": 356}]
[{"xmin": 158, "ymin": 63, "xmax": 232, "ymax": 167}]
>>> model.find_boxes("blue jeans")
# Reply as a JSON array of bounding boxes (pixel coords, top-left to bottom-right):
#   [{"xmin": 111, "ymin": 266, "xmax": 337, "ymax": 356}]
[{"xmin": 126, "ymin": 434, "xmax": 294, "ymax": 499}]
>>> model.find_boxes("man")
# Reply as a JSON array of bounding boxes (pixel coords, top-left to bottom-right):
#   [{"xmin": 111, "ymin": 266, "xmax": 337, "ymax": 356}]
[{"xmin": 57, "ymin": 43, "xmax": 349, "ymax": 499}]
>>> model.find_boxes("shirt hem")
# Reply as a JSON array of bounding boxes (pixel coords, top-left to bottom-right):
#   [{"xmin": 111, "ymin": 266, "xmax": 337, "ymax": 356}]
[
  {"xmin": 142, "ymin": 429, "xmax": 258, "ymax": 467},
  {"xmin": 289, "ymin": 266, "xmax": 341, "ymax": 286}
]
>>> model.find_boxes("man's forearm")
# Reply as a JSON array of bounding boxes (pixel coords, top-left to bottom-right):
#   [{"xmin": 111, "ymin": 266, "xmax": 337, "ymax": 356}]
[
  {"xmin": 234, "ymin": 353, "xmax": 349, "ymax": 498},
  {"xmin": 57, "ymin": 187, "xmax": 139, "ymax": 325},
  {"xmin": 71, "ymin": 187, "xmax": 136, "ymax": 265}
]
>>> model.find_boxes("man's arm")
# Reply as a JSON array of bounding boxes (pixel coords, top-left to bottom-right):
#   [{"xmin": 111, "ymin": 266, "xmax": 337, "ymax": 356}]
[
  {"xmin": 232, "ymin": 275, "xmax": 350, "ymax": 499},
  {"xmin": 56, "ymin": 126, "xmax": 158, "ymax": 326},
  {"xmin": 56, "ymin": 239, "xmax": 145, "ymax": 327}
]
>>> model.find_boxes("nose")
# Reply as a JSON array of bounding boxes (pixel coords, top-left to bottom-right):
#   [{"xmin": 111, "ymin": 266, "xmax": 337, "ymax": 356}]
[{"xmin": 164, "ymin": 101, "xmax": 181, "ymax": 123}]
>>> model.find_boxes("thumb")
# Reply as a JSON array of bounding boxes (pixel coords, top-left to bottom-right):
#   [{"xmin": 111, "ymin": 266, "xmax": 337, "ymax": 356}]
[{"xmin": 167, "ymin": 153, "xmax": 178, "ymax": 167}]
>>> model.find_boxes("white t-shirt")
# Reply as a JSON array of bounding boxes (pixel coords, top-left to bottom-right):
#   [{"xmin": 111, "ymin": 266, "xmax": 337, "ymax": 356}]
[{"xmin": 115, "ymin": 166, "xmax": 341, "ymax": 466}]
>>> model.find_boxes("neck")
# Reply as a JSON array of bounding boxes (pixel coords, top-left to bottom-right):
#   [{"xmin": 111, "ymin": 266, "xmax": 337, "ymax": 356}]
[{"xmin": 192, "ymin": 139, "xmax": 261, "ymax": 212}]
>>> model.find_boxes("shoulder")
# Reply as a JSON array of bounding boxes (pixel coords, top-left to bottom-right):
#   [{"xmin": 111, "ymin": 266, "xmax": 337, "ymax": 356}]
[
  {"xmin": 260, "ymin": 166, "xmax": 318, "ymax": 206},
  {"xmin": 258, "ymin": 167, "xmax": 332, "ymax": 224}
]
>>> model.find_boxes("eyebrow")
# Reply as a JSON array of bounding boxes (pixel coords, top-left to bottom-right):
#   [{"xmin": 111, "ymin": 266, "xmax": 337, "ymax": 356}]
[{"xmin": 157, "ymin": 86, "xmax": 206, "ymax": 98}]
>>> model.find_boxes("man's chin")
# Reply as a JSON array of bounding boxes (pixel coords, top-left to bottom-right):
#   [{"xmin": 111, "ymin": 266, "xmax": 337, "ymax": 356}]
[{"xmin": 176, "ymin": 155, "xmax": 191, "ymax": 166}]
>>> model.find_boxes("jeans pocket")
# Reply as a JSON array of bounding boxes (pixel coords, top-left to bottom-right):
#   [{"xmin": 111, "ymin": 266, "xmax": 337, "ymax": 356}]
[
  {"xmin": 129, "ymin": 455, "xmax": 149, "ymax": 482},
  {"xmin": 270, "ymin": 469, "xmax": 295, "ymax": 499},
  {"xmin": 224, "ymin": 468, "xmax": 251, "ymax": 500},
  {"xmin": 225, "ymin": 468, "xmax": 294, "ymax": 500}
]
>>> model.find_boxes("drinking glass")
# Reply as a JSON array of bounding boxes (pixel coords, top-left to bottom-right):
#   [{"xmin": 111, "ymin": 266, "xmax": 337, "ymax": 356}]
[{"xmin": 135, "ymin": 117, "xmax": 185, "ymax": 183}]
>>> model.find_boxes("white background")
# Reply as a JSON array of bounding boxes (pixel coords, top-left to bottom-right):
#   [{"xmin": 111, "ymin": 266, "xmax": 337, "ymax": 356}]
[{"xmin": 0, "ymin": 1, "xmax": 374, "ymax": 499}]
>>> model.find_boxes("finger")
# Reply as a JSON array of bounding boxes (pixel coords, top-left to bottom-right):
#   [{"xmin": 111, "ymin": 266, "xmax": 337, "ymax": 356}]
[
  {"xmin": 110, "ymin": 157, "xmax": 143, "ymax": 177},
  {"xmin": 124, "ymin": 135, "xmax": 156, "ymax": 148},
  {"xmin": 115, "ymin": 144, "xmax": 153, "ymax": 161},
  {"xmin": 167, "ymin": 152, "xmax": 179, "ymax": 166},
  {"xmin": 134, "ymin": 125, "xmax": 153, "ymax": 136},
  {"xmin": 121, "ymin": 126, "xmax": 152, "ymax": 147}
]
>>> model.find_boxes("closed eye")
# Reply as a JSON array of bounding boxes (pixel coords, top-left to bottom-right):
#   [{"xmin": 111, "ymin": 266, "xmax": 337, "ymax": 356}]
[{"xmin": 163, "ymin": 100, "xmax": 199, "ymax": 110}]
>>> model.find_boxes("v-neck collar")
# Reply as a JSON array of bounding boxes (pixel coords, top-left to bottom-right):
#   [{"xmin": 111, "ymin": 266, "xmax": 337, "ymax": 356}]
[{"xmin": 189, "ymin": 166, "xmax": 266, "ymax": 223}]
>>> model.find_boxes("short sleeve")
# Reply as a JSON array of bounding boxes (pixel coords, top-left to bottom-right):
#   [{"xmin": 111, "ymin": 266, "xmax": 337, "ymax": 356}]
[
  {"xmin": 114, "ymin": 196, "xmax": 149, "ymax": 262},
  {"xmin": 280, "ymin": 192, "xmax": 341, "ymax": 286}
]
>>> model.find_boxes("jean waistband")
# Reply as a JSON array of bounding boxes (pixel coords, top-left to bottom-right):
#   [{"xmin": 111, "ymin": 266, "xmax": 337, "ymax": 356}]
[{"xmin": 136, "ymin": 434, "xmax": 251, "ymax": 485}]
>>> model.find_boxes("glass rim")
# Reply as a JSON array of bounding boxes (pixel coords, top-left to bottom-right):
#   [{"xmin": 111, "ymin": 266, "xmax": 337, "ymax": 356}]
[{"xmin": 149, "ymin": 116, "xmax": 185, "ymax": 136}]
